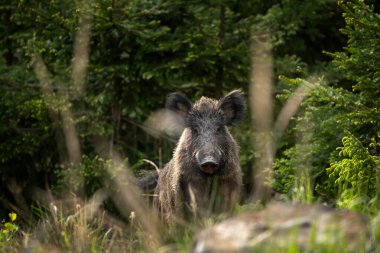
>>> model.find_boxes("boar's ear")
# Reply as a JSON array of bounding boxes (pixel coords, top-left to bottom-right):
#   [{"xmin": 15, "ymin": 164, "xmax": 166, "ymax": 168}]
[
  {"xmin": 166, "ymin": 92, "xmax": 193, "ymax": 118},
  {"xmin": 218, "ymin": 90, "xmax": 245, "ymax": 126}
]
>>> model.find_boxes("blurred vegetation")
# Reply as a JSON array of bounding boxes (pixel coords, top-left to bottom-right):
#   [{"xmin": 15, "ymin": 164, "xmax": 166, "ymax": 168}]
[
  {"xmin": 0, "ymin": 0, "xmax": 380, "ymax": 251},
  {"xmin": 273, "ymin": 0, "xmax": 380, "ymax": 215},
  {"xmin": 0, "ymin": 212, "xmax": 18, "ymax": 250}
]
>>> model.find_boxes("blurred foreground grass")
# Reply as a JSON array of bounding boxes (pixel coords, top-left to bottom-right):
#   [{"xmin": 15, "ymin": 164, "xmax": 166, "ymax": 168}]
[{"xmin": 1, "ymin": 199, "xmax": 378, "ymax": 252}]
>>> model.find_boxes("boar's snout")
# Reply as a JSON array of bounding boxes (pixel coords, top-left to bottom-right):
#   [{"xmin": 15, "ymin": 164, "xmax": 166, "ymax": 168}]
[
  {"xmin": 196, "ymin": 149, "xmax": 221, "ymax": 174},
  {"xmin": 200, "ymin": 158, "xmax": 218, "ymax": 174}
]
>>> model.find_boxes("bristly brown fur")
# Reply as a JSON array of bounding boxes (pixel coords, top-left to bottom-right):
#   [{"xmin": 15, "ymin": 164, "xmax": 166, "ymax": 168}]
[{"xmin": 154, "ymin": 90, "xmax": 245, "ymax": 225}]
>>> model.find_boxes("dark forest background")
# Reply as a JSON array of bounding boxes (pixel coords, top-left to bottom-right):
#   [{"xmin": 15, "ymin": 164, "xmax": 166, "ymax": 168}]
[{"xmin": 1, "ymin": 0, "xmax": 380, "ymax": 242}]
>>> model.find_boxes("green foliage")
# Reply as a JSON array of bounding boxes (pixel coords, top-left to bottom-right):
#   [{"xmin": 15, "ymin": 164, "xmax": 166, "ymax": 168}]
[
  {"xmin": 0, "ymin": 212, "xmax": 19, "ymax": 250},
  {"xmin": 326, "ymin": 133, "xmax": 380, "ymax": 213},
  {"xmin": 274, "ymin": 81, "xmax": 357, "ymax": 200},
  {"xmin": 256, "ymin": 0, "xmax": 345, "ymax": 64},
  {"xmin": 274, "ymin": 0, "xmax": 380, "ymax": 211},
  {"xmin": 0, "ymin": 0, "xmax": 346, "ymax": 214},
  {"xmin": 0, "ymin": 59, "xmax": 57, "ymax": 205},
  {"xmin": 332, "ymin": 0, "xmax": 380, "ymax": 107},
  {"xmin": 54, "ymin": 155, "xmax": 136, "ymax": 201}
]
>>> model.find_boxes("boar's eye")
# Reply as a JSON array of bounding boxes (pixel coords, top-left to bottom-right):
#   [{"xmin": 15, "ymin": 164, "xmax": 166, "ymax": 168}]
[
  {"xmin": 215, "ymin": 126, "xmax": 222, "ymax": 133},
  {"xmin": 191, "ymin": 127, "xmax": 199, "ymax": 135}
]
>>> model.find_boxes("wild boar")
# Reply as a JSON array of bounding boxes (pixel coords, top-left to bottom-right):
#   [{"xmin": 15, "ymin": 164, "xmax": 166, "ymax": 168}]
[{"xmin": 153, "ymin": 90, "xmax": 245, "ymax": 224}]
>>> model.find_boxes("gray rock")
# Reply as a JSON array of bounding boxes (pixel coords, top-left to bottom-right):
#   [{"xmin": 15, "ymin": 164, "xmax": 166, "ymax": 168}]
[{"xmin": 193, "ymin": 203, "xmax": 371, "ymax": 253}]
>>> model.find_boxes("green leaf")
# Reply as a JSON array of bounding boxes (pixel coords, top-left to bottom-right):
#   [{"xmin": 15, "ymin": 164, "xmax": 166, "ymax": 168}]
[
  {"xmin": 8, "ymin": 213, "xmax": 17, "ymax": 222},
  {"xmin": 4, "ymin": 222, "xmax": 18, "ymax": 233}
]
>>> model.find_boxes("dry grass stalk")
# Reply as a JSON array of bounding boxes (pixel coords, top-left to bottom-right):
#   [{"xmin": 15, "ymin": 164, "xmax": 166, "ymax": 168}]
[
  {"xmin": 107, "ymin": 155, "xmax": 163, "ymax": 250},
  {"xmin": 249, "ymin": 31, "xmax": 274, "ymax": 203},
  {"xmin": 71, "ymin": 0, "xmax": 92, "ymax": 99},
  {"xmin": 31, "ymin": 53, "xmax": 82, "ymax": 165}
]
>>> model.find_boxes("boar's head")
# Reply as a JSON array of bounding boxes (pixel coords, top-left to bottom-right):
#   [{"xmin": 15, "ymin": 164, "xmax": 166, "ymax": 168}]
[{"xmin": 166, "ymin": 90, "xmax": 245, "ymax": 175}]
